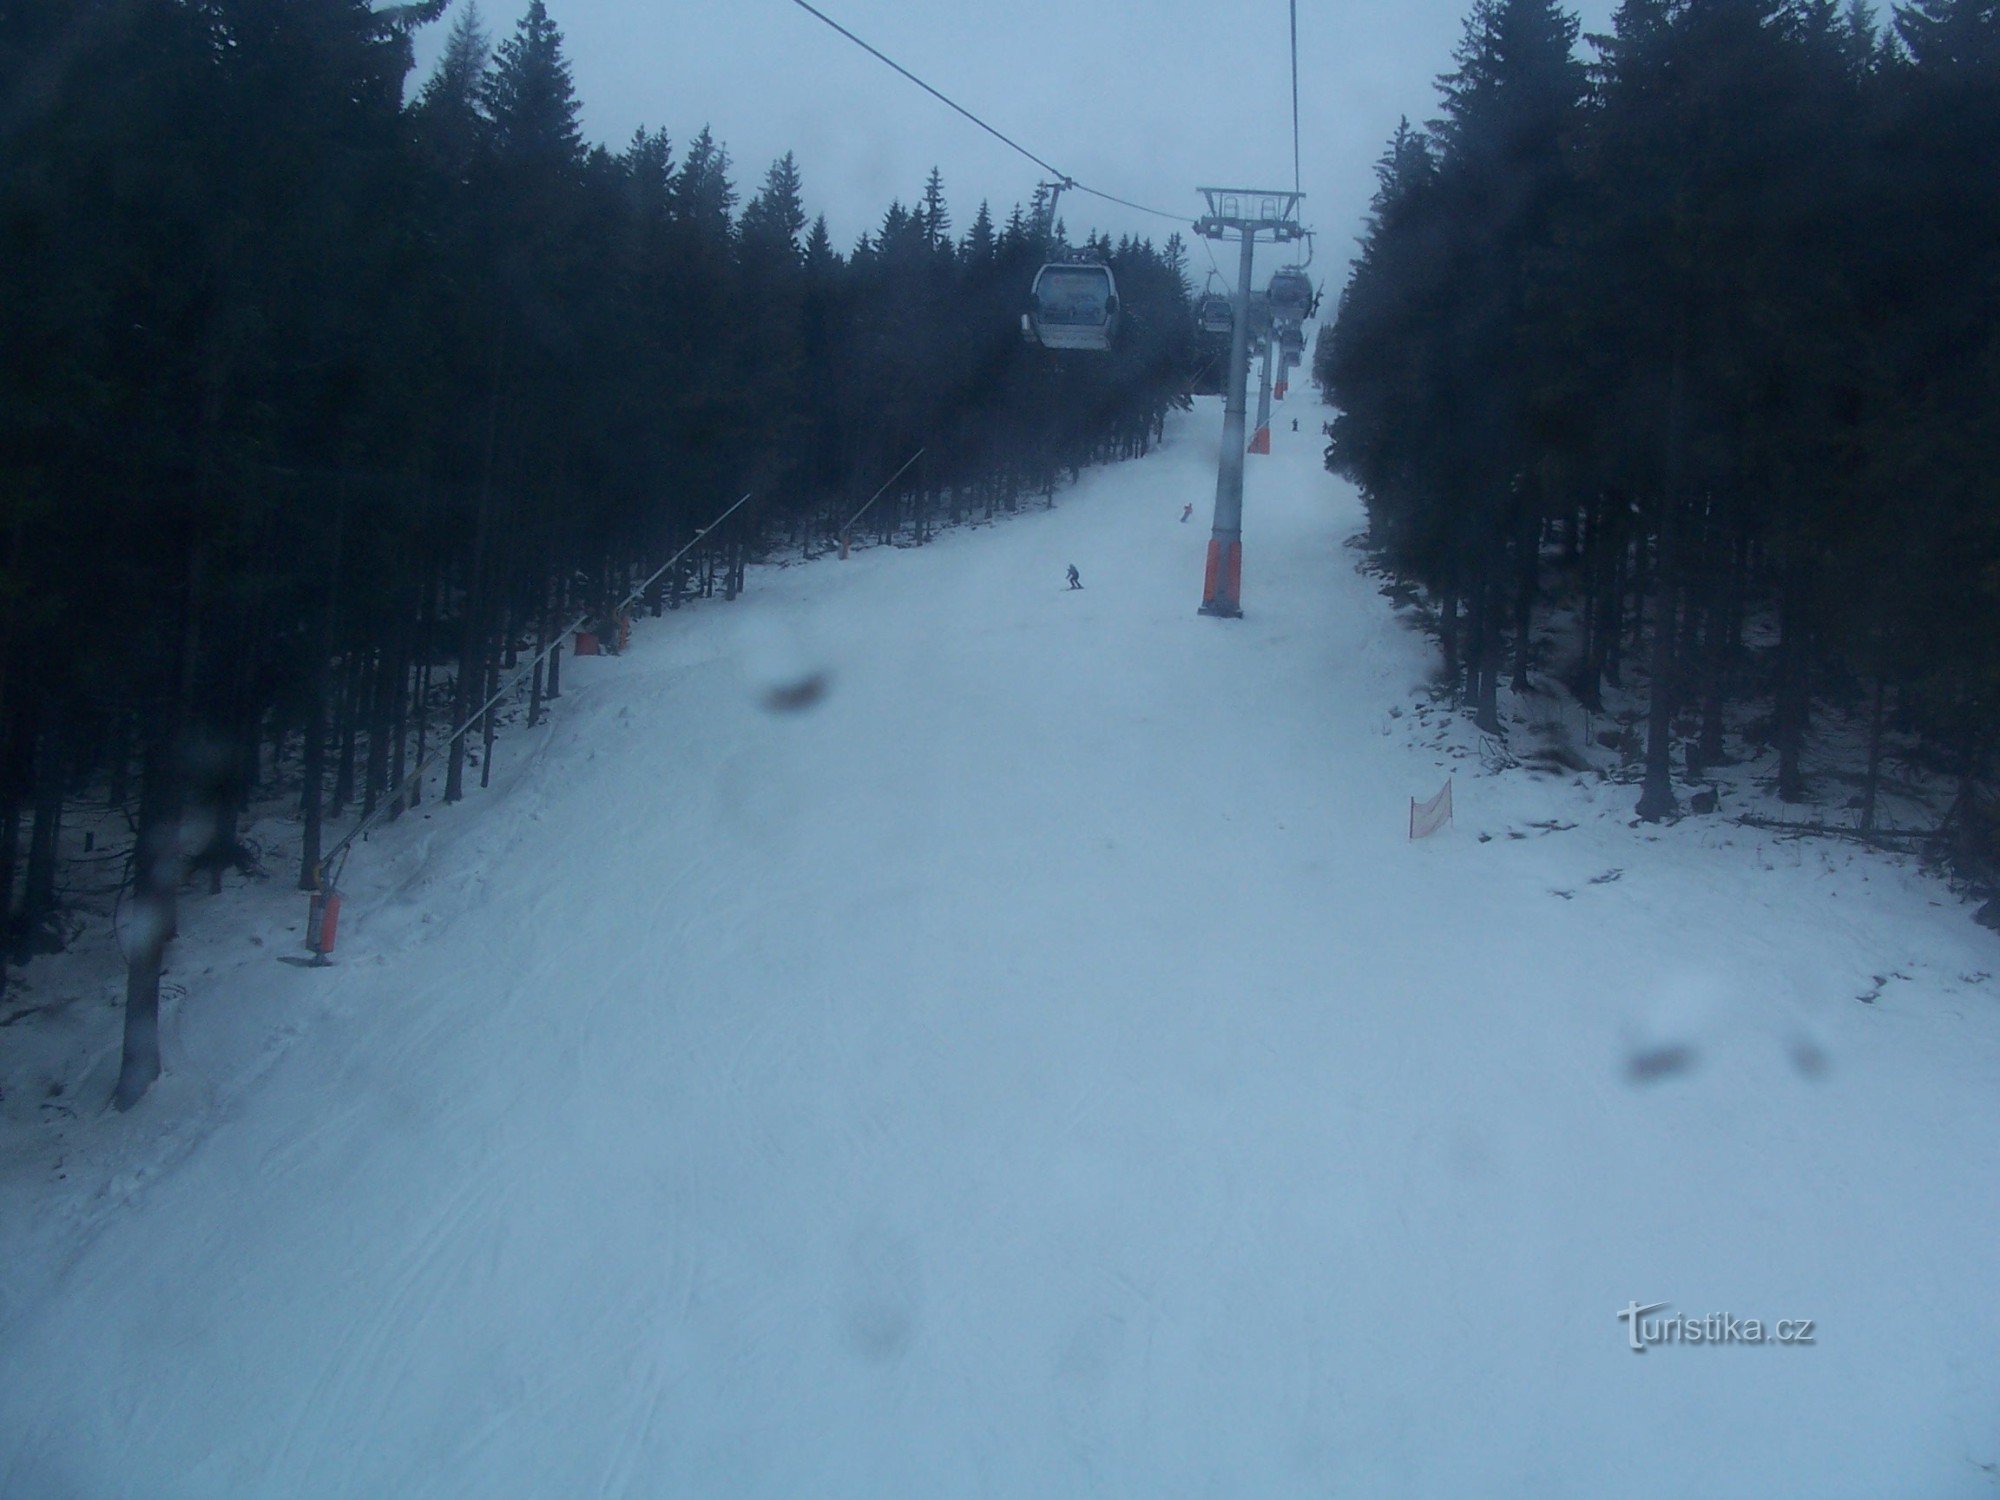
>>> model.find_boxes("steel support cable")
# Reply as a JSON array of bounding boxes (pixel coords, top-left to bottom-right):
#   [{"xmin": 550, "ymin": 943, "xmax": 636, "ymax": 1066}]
[
  {"xmin": 316, "ymin": 491, "xmax": 755, "ymax": 885},
  {"xmin": 1200, "ymin": 233, "xmax": 1225, "ymax": 283},
  {"xmin": 782, "ymin": 0, "xmax": 1190, "ymax": 226},
  {"xmin": 1290, "ymin": 0, "xmax": 1302, "ymax": 196},
  {"xmin": 840, "ymin": 447, "xmax": 927, "ymax": 536}
]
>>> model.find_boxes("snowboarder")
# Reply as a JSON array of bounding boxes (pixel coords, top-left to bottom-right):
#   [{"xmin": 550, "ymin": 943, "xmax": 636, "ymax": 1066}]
[
  {"xmin": 1291, "ymin": 418, "xmax": 1299, "ymax": 432},
  {"xmin": 1180, "ymin": 503, "xmax": 1193, "ymax": 523},
  {"xmin": 1066, "ymin": 564, "xmax": 1082, "ymax": 590}
]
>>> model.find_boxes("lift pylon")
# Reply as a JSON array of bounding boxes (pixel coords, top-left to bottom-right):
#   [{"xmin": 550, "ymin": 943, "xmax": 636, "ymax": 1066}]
[{"xmin": 1191, "ymin": 188, "xmax": 1305, "ymax": 618}]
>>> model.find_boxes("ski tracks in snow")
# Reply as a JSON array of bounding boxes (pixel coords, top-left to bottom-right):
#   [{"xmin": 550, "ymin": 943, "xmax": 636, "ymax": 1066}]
[
  {"xmin": 272, "ymin": 1155, "xmax": 511, "ymax": 1488},
  {"xmin": 7, "ymin": 406, "xmax": 2000, "ymax": 1496}
]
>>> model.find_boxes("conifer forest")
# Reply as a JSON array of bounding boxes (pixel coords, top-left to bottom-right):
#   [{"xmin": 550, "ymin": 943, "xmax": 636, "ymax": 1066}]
[
  {"xmin": 2, "ymin": 0, "xmax": 1198, "ymax": 1093},
  {"xmin": 1322, "ymin": 0, "xmax": 2000, "ymax": 831}
]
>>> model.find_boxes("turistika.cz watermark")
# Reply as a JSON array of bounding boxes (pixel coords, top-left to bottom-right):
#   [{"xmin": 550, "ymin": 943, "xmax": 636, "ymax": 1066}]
[{"xmin": 1617, "ymin": 1301, "xmax": 1816, "ymax": 1353}]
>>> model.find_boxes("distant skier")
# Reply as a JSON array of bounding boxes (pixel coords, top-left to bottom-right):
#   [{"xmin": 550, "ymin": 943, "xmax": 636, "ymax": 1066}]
[
  {"xmin": 1066, "ymin": 563, "xmax": 1082, "ymax": 590},
  {"xmin": 1291, "ymin": 418, "xmax": 1299, "ymax": 432},
  {"xmin": 1180, "ymin": 503, "xmax": 1193, "ymax": 523}
]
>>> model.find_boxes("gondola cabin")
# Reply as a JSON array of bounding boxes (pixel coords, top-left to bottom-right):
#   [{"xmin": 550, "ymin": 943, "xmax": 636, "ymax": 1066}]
[
  {"xmin": 1024, "ymin": 262, "xmax": 1120, "ymax": 352},
  {"xmin": 1267, "ymin": 267, "xmax": 1313, "ymax": 326},
  {"xmin": 1197, "ymin": 292, "xmax": 1234, "ymax": 335}
]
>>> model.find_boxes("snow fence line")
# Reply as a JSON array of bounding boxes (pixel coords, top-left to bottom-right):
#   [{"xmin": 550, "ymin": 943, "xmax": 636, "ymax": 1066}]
[{"xmin": 1410, "ymin": 777, "xmax": 1453, "ymax": 840}]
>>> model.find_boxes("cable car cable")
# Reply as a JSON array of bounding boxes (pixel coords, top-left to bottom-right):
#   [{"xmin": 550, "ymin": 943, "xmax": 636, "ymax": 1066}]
[
  {"xmin": 1199, "ymin": 233, "xmax": 1225, "ymax": 282},
  {"xmin": 781, "ymin": 0, "xmax": 1189, "ymax": 226},
  {"xmin": 1290, "ymin": 0, "xmax": 1302, "ymax": 196},
  {"xmin": 1073, "ymin": 184, "xmax": 1187, "ymax": 224}
]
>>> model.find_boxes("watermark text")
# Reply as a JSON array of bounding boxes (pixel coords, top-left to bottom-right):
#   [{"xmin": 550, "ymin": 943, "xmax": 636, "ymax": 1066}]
[{"xmin": 1617, "ymin": 1301, "xmax": 1816, "ymax": 1353}]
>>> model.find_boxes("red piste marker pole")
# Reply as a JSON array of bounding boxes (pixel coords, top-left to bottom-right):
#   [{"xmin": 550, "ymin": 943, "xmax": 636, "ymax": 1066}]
[{"xmin": 306, "ymin": 886, "xmax": 341, "ymax": 965}]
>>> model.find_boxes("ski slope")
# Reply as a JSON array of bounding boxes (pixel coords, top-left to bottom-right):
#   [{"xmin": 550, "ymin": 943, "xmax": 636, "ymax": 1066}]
[{"xmin": 3, "ymin": 399, "xmax": 1998, "ymax": 1497}]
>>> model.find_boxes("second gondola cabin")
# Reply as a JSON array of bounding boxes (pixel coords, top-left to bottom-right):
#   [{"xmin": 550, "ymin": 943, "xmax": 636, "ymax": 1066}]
[{"xmin": 1024, "ymin": 262, "xmax": 1120, "ymax": 352}]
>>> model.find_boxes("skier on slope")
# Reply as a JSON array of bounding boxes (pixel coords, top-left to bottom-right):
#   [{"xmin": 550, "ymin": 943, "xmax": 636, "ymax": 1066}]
[
  {"xmin": 1180, "ymin": 503, "xmax": 1193, "ymax": 523},
  {"xmin": 1066, "ymin": 563, "xmax": 1082, "ymax": 590}
]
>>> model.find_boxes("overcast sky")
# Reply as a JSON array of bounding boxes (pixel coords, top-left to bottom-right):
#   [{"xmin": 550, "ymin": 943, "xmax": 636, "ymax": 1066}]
[{"xmin": 416, "ymin": 0, "xmax": 1618, "ymax": 288}]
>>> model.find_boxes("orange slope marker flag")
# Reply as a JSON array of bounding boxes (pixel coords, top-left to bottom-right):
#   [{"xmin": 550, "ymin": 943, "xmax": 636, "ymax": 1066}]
[{"xmin": 1410, "ymin": 778, "xmax": 1453, "ymax": 840}]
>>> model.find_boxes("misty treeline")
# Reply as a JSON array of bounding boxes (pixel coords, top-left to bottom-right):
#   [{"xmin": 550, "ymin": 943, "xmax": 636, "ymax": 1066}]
[
  {"xmin": 1320, "ymin": 0, "xmax": 2000, "ymax": 839},
  {"xmin": 1, "ymin": 0, "xmax": 1197, "ymax": 1101}
]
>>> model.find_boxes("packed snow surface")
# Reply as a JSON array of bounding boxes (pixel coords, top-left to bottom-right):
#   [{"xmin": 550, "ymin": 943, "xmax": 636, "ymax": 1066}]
[{"xmin": 3, "ymin": 401, "xmax": 1997, "ymax": 1496}]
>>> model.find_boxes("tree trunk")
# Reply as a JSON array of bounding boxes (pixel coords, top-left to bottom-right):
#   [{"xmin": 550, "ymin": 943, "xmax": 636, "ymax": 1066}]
[
  {"xmin": 117, "ymin": 536, "xmax": 204, "ymax": 1111},
  {"xmin": 409, "ymin": 580, "xmax": 435, "ymax": 811},
  {"xmin": 107, "ymin": 715, "xmax": 131, "ymax": 811},
  {"xmin": 1474, "ymin": 572, "xmax": 1503, "ymax": 735},
  {"xmin": 1637, "ymin": 313, "xmax": 1689, "ymax": 823},
  {"xmin": 528, "ymin": 609, "xmax": 547, "ymax": 728},
  {"xmin": 298, "ymin": 653, "xmax": 328, "ymax": 891},
  {"xmin": 1439, "ymin": 576, "xmax": 1460, "ymax": 692},
  {"xmin": 330, "ymin": 650, "xmax": 357, "ymax": 819},
  {"xmin": 1602, "ymin": 508, "xmax": 1628, "ymax": 688},
  {"xmin": 389, "ymin": 631, "xmax": 410, "ymax": 820},
  {"xmin": 1511, "ymin": 468, "xmax": 1544, "ymax": 695},
  {"xmin": 448, "ymin": 333, "xmax": 503, "ymax": 804},
  {"xmin": 1697, "ymin": 573, "xmax": 1731, "ymax": 773},
  {"xmin": 115, "ymin": 743, "xmax": 176, "ymax": 1111},
  {"xmin": 1774, "ymin": 559, "xmax": 1811, "ymax": 804},
  {"xmin": 1636, "ymin": 540, "xmax": 1680, "ymax": 822},
  {"xmin": 0, "ymin": 783, "xmax": 19, "ymax": 940},
  {"xmin": 19, "ymin": 705, "xmax": 66, "ymax": 951},
  {"xmin": 363, "ymin": 645, "xmax": 390, "ymax": 821},
  {"xmin": 479, "ymin": 648, "xmax": 498, "ymax": 790},
  {"xmin": 298, "ymin": 493, "xmax": 345, "ymax": 888},
  {"xmin": 1463, "ymin": 573, "xmax": 1485, "ymax": 713},
  {"xmin": 1860, "ymin": 672, "xmax": 1887, "ymax": 832},
  {"xmin": 212, "ymin": 619, "xmax": 261, "ymax": 894}
]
